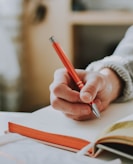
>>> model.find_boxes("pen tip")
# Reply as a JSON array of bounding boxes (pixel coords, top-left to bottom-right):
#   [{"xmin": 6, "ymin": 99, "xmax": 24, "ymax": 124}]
[
  {"xmin": 49, "ymin": 36, "xmax": 55, "ymax": 43},
  {"xmin": 91, "ymin": 103, "xmax": 101, "ymax": 119}
]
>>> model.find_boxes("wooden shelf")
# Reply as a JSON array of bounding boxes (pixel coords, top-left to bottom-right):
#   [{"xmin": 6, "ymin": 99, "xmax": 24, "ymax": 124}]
[{"xmin": 69, "ymin": 11, "xmax": 133, "ymax": 25}]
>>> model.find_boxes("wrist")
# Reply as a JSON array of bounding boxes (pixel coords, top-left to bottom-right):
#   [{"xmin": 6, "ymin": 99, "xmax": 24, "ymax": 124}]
[{"xmin": 99, "ymin": 68, "xmax": 124, "ymax": 101}]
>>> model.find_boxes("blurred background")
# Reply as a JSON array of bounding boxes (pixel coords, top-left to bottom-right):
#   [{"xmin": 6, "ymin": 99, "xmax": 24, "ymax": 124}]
[{"xmin": 0, "ymin": 0, "xmax": 133, "ymax": 112}]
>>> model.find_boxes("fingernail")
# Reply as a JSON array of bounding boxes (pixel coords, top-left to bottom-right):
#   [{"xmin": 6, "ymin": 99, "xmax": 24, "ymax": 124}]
[{"xmin": 81, "ymin": 92, "xmax": 92, "ymax": 103}]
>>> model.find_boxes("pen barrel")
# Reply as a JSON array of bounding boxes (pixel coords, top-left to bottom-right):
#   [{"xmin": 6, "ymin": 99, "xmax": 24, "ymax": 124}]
[
  {"xmin": 76, "ymin": 81, "xmax": 84, "ymax": 90},
  {"xmin": 51, "ymin": 41, "xmax": 83, "ymax": 89},
  {"xmin": 50, "ymin": 36, "xmax": 100, "ymax": 118}
]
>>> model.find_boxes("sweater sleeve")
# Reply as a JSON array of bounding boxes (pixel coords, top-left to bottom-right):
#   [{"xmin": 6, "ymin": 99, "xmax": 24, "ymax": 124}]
[{"xmin": 86, "ymin": 25, "xmax": 133, "ymax": 102}]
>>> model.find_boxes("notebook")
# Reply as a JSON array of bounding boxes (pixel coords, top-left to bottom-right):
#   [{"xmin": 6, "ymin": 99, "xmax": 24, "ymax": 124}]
[{"xmin": 8, "ymin": 100, "xmax": 133, "ymax": 160}]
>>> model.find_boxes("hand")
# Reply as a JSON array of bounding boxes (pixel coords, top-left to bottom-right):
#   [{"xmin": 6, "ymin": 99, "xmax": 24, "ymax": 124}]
[{"xmin": 49, "ymin": 68, "xmax": 123, "ymax": 121}]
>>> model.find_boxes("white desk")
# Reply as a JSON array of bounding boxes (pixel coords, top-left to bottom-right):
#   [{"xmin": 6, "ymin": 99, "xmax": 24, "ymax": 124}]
[{"xmin": 0, "ymin": 103, "xmax": 132, "ymax": 164}]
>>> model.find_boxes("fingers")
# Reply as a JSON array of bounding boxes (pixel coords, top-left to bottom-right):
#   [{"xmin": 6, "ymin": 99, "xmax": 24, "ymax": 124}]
[
  {"xmin": 80, "ymin": 72, "xmax": 105, "ymax": 103},
  {"xmin": 50, "ymin": 82, "xmax": 81, "ymax": 103},
  {"xmin": 50, "ymin": 94, "xmax": 92, "ymax": 120},
  {"xmin": 49, "ymin": 68, "xmax": 81, "ymax": 103},
  {"xmin": 50, "ymin": 93, "xmax": 104, "ymax": 121},
  {"xmin": 50, "ymin": 68, "xmax": 110, "ymax": 121},
  {"xmin": 65, "ymin": 113, "xmax": 93, "ymax": 121}
]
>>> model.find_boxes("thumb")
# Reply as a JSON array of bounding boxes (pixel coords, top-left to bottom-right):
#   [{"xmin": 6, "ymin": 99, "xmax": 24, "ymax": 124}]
[{"xmin": 80, "ymin": 83, "xmax": 98, "ymax": 103}]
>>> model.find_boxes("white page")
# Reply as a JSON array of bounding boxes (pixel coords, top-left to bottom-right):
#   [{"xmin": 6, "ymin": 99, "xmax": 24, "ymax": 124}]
[
  {"xmin": 116, "ymin": 114, "xmax": 133, "ymax": 123},
  {"xmin": 8, "ymin": 100, "xmax": 133, "ymax": 142}
]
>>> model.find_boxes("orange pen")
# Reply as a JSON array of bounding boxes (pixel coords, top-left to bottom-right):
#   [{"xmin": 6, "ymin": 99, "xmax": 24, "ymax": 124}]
[{"xmin": 49, "ymin": 36, "xmax": 100, "ymax": 118}]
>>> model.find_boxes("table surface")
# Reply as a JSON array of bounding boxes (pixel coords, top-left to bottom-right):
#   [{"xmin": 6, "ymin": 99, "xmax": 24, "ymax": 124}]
[{"xmin": 0, "ymin": 106, "xmax": 132, "ymax": 164}]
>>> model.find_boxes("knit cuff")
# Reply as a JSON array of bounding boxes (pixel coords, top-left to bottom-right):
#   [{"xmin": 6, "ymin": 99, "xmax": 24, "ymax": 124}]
[{"xmin": 86, "ymin": 56, "xmax": 133, "ymax": 102}]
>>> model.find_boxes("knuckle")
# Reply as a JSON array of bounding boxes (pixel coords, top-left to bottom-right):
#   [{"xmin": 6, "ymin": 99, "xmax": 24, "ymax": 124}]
[
  {"xmin": 94, "ymin": 74, "xmax": 104, "ymax": 84},
  {"xmin": 50, "ymin": 98, "xmax": 59, "ymax": 109},
  {"xmin": 88, "ymin": 84, "xmax": 97, "ymax": 93},
  {"xmin": 54, "ymin": 68, "xmax": 66, "ymax": 77},
  {"xmin": 49, "ymin": 83, "xmax": 61, "ymax": 95}
]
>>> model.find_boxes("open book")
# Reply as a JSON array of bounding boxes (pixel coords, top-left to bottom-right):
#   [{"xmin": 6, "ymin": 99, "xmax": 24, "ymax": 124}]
[{"xmin": 8, "ymin": 101, "xmax": 133, "ymax": 160}]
